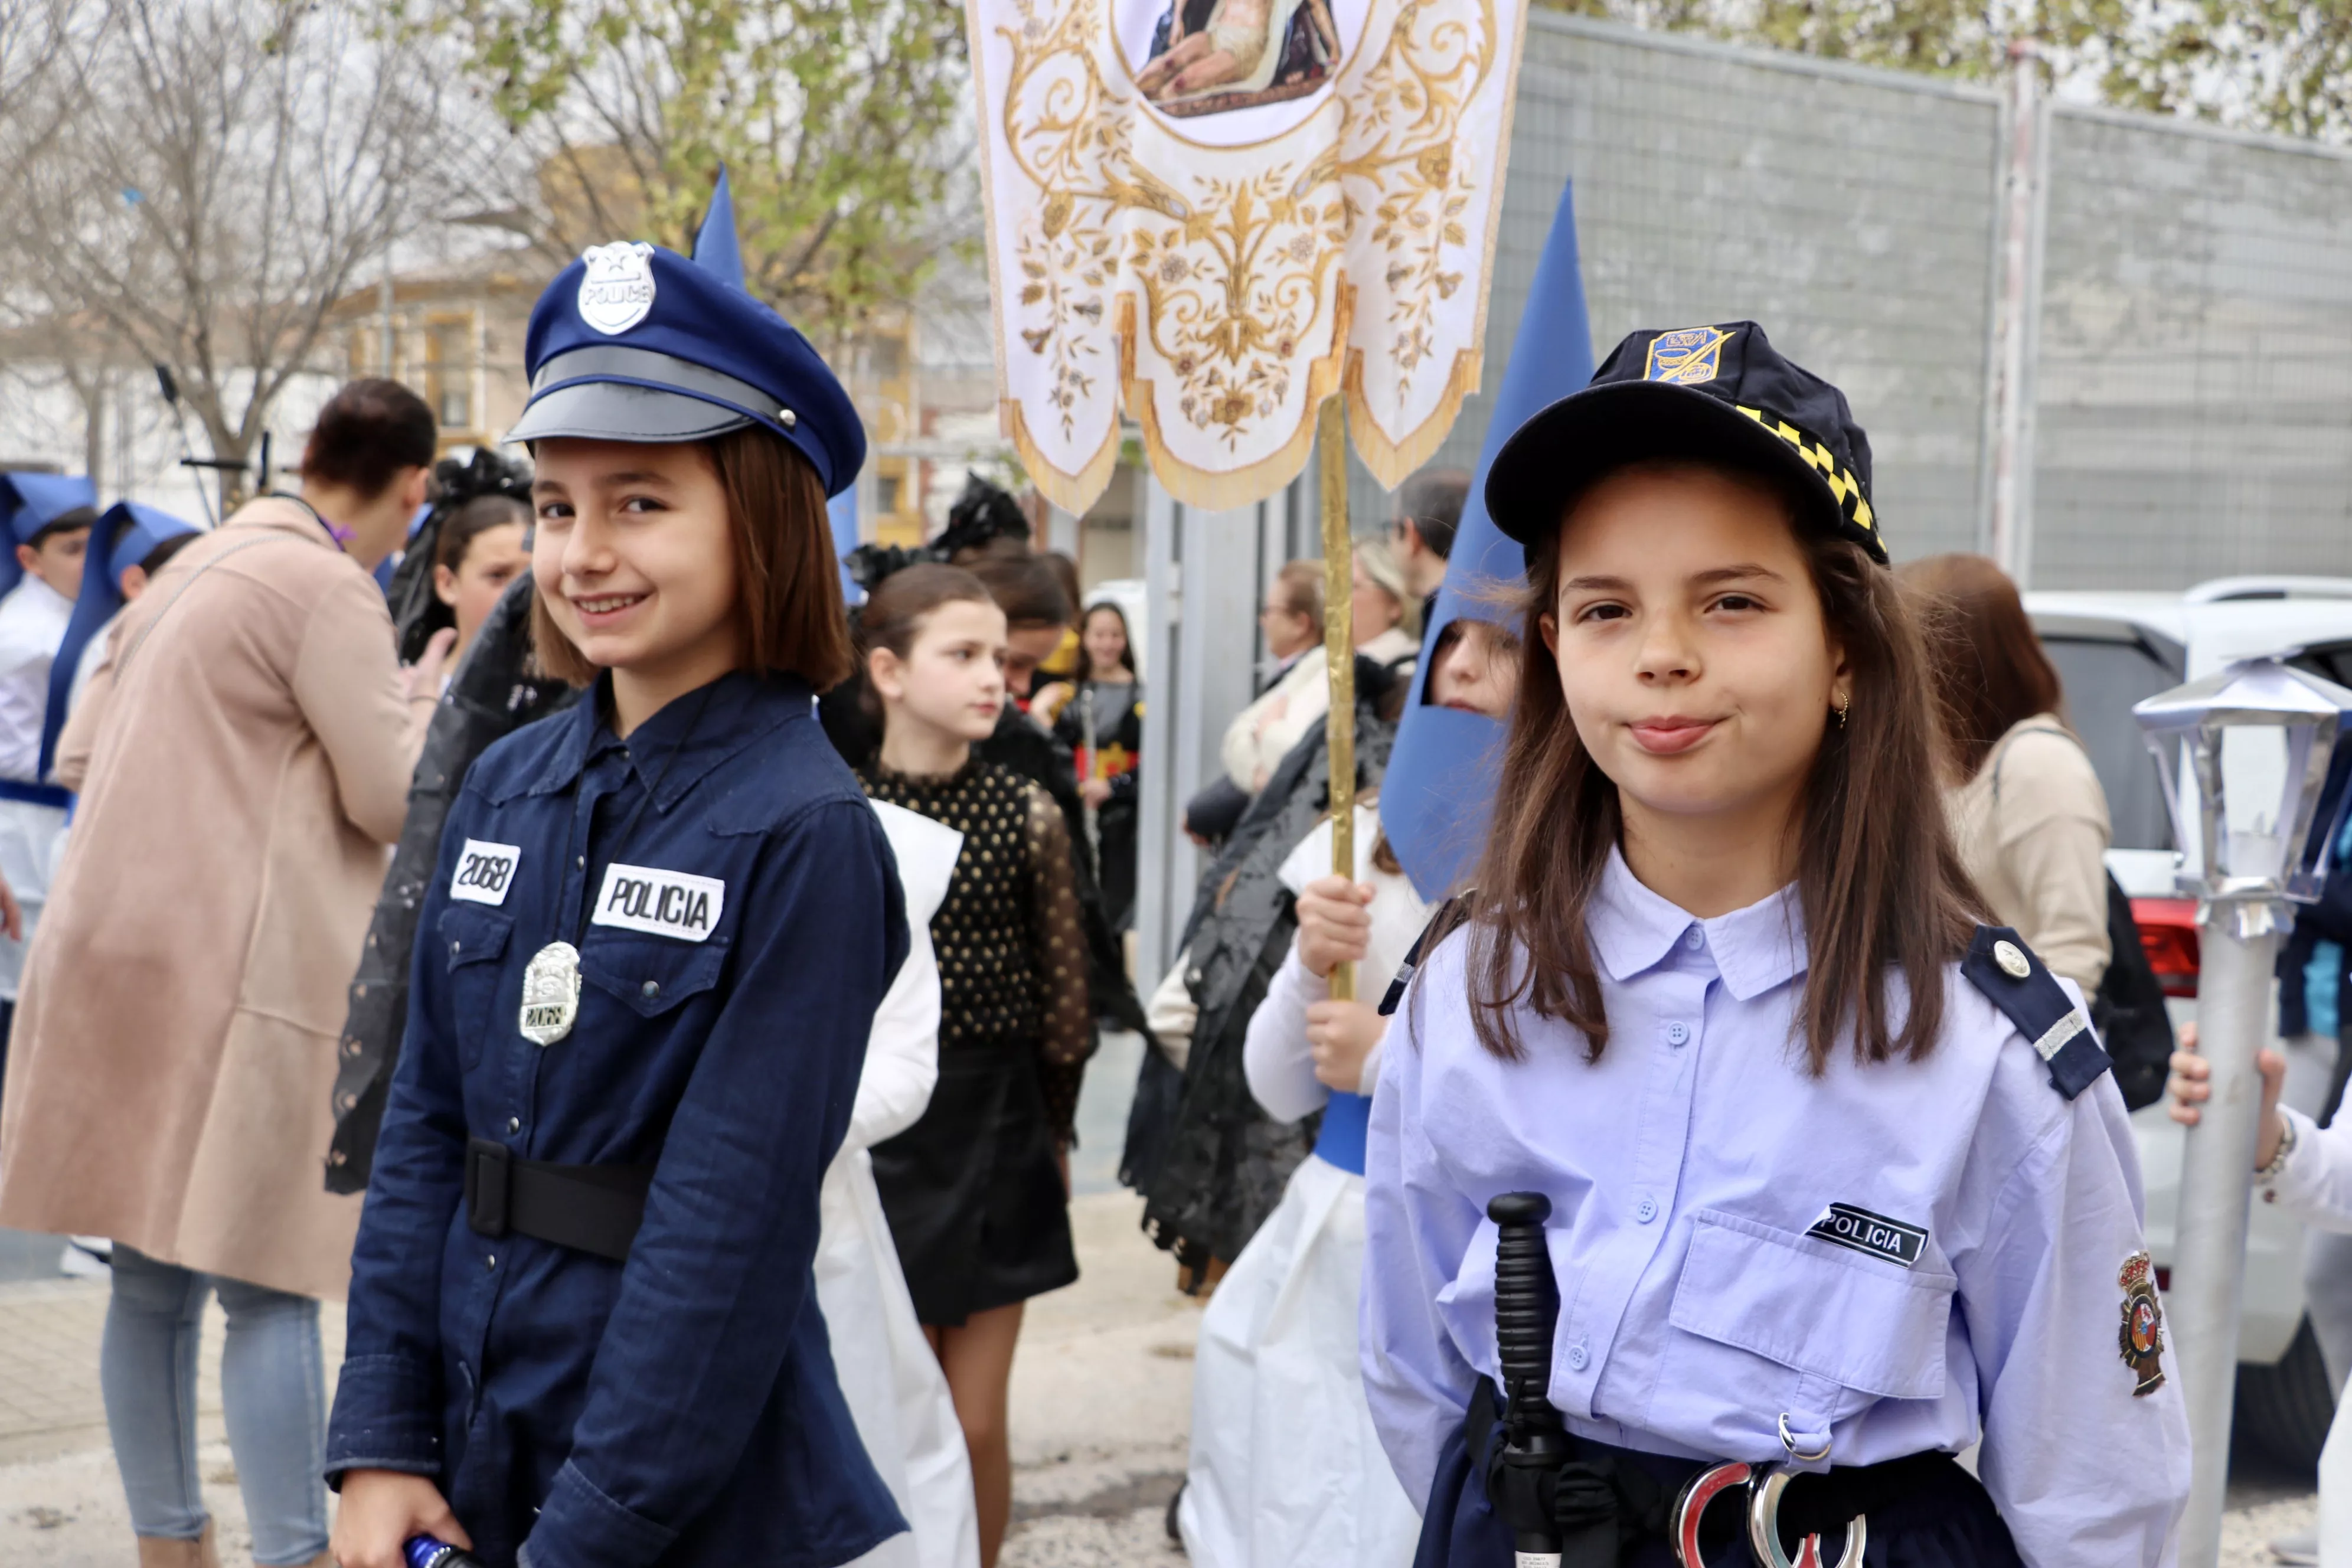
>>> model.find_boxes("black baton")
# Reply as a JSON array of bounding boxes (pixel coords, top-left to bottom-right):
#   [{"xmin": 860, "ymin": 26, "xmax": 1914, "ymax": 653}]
[{"xmin": 1489, "ymin": 1191, "xmax": 1566, "ymax": 1566}]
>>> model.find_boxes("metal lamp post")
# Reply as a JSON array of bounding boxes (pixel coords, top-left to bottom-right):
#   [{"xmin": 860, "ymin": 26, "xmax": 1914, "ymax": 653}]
[{"xmin": 2134, "ymin": 656, "xmax": 2352, "ymax": 1566}]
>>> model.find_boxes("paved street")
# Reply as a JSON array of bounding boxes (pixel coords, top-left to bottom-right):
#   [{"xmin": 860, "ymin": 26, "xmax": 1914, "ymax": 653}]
[{"xmin": 0, "ymin": 1035, "xmax": 2318, "ymax": 1566}]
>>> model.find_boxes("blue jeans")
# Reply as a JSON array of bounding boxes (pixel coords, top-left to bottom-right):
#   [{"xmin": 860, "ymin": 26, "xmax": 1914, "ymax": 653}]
[{"xmin": 101, "ymin": 1243, "xmax": 329, "ymax": 1565}]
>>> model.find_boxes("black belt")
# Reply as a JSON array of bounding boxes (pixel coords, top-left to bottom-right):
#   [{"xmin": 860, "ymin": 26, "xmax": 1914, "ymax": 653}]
[
  {"xmin": 463, "ymin": 1137, "xmax": 654, "ymax": 1263},
  {"xmin": 1470, "ymin": 1377, "xmax": 1963, "ymax": 1564}
]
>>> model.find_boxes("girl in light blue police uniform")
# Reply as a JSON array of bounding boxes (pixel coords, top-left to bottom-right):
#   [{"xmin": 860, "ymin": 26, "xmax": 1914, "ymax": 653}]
[
  {"xmin": 1363, "ymin": 322, "xmax": 2194, "ymax": 1567},
  {"xmin": 325, "ymin": 243, "xmax": 913, "ymax": 1568}
]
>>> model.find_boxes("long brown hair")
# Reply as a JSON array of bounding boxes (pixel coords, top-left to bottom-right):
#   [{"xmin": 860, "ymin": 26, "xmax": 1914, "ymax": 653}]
[
  {"xmin": 855, "ymin": 561, "xmax": 997, "ymax": 661},
  {"xmin": 531, "ymin": 423, "xmax": 854, "ymax": 690},
  {"xmin": 1898, "ymin": 552, "xmax": 2064, "ymax": 780},
  {"xmin": 1458, "ymin": 466, "xmax": 1985, "ymax": 1073}
]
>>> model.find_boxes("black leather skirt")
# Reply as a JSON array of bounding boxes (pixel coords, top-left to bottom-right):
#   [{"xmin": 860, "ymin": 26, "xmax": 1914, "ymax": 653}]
[{"xmin": 870, "ymin": 1035, "xmax": 1078, "ymax": 1327}]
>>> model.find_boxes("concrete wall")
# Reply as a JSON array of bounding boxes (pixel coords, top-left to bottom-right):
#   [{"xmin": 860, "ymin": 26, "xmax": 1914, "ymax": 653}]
[{"xmin": 1342, "ymin": 12, "xmax": 2352, "ymax": 590}]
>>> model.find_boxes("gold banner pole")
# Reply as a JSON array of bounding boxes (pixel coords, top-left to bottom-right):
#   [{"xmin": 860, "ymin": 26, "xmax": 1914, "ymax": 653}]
[{"xmin": 1317, "ymin": 393, "xmax": 1357, "ymax": 1001}]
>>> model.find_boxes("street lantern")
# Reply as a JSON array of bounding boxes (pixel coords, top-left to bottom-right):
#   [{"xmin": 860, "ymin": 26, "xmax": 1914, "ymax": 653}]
[
  {"xmin": 2134, "ymin": 656, "xmax": 2352, "ymax": 1568},
  {"xmin": 2138, "ymin": 657, "xmax": 2352, "ymax": 917}
]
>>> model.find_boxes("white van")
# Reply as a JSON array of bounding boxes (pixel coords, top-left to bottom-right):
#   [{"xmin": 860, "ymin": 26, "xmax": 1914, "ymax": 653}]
[{"xmin": 2026, "ymin": 577, "xmax": 2352, "ymax": 1469}]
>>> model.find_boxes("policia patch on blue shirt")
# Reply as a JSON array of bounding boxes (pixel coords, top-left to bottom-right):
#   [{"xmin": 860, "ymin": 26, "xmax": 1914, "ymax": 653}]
[
  {"xmin": 1806, "ymin": 1203, "xmax": 1928, "ymax": 1268},
  {"xmin": 1961, "ymin": 924, "xmax": 2111, "ymax": 1101}
]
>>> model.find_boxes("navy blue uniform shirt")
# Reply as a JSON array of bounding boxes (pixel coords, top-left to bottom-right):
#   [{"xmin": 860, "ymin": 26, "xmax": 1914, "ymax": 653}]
[{"xmin": 327, "ymin": 670, "xmax": 910, "ymax": 1568}]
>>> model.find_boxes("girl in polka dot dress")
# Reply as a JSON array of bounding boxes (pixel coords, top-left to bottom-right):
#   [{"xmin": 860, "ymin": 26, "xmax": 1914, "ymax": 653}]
[{"xmin": 854, "ymin": 563, "xmax": 1093, "ymax": 1568}]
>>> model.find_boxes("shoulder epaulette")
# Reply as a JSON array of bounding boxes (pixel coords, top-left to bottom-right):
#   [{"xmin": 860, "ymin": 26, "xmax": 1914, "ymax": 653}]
[
  {"xmin": 1380, "ymin": 893, "xmax": 1470, "ymax": 1018},
  {"xmin": 1960, "ymin": 925, "xmax": 2110, "ymax": 1101}
]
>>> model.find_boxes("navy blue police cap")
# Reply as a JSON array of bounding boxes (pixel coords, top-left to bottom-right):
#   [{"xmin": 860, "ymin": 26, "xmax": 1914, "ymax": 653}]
[
  {"xmin": 508, "ymin": 242, "xmax": 865, "ymax": 500},
  {"xmin": 1483, "ymin": 322, "xmax": 1885, "ymax": 565}
]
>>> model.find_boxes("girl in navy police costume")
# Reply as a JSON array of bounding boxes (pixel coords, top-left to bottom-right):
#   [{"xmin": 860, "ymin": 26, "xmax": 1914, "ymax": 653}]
[
  {"xmin": 326, "ymin": 243, "xmax": 913, "ymax": 1568},
  {"xmin": 1361, "ymin": 324, "xmax": 2193, "ymax": 1567}
]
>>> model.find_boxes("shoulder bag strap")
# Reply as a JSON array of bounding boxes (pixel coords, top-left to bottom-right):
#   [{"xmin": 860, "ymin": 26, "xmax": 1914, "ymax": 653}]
[
  {"xmin": 1987, "ymin": 721, "xmax": 2082, "ymax": 811},
  {"xmin": 110, "ymin": 534, "xmax": 306, "ymax": 685}
]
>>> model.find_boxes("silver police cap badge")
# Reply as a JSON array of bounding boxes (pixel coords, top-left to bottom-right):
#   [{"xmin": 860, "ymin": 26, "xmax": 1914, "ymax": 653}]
[
  {"xmin": 520, "ymin": 940, "xmax": 583, "ymax": 1046},
  {"xmin": 578, "ymin": 242, "xmax": 656, "ymax": 335}
]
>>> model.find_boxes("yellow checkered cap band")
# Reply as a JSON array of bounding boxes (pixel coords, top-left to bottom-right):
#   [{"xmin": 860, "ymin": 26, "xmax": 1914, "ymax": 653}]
[{"xmin": 1734, "ymin": 403, "xmax": 1880, "ymax": 552}]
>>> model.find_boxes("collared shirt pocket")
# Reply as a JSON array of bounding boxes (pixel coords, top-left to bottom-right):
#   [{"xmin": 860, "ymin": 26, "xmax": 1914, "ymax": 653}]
[
  {"xmin": 1654, "ymin": 1208, "xmax": 1956, "ymax": 1449},
  {"xmin": 579, "ymin": 932, "xmax": 729, "ymax": 1022},
  {"xmin": 439, "ymin": 904, "xmax": 514, "ymax": 1070}
]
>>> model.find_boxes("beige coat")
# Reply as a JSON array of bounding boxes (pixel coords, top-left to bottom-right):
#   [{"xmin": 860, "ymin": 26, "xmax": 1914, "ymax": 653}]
[
  {"xmin": 1949, "ymin": 714, "xmax": 2114, "ymax": 996},
  {"xmin": 1221, "ymin": 648, "xmax": 1330, "ymax": 792},
  {"xmin": 0, "ymin": 499, "xmax": 432, "ymax": 1300}
]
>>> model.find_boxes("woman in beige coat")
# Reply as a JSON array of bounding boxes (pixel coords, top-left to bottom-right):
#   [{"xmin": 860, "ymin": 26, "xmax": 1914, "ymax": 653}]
[
  {"xmin": 1904, "ymin": 552, "xmax": 2113, "ymax": 995},
  {"xmin": 0, "ymin": 380, "xmax": 449, "ymax": 1568}
]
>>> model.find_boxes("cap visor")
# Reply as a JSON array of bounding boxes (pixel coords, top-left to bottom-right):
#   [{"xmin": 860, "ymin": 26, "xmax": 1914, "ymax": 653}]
[
  {"xmin": 1484, "ymin": 380, "xmax": 1841, "ymax": 549},
  {"xmin": 506, "ymin": 381, "xmax": 755, "ymax": 445}
]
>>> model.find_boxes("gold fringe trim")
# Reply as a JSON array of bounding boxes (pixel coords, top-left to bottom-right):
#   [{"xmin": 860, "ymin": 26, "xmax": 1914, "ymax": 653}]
[
  {"xmin": 1004, "ymin": 399, "xmax": 1125, "ymax": 518},
  {"xmin": 1344, "ymin": 347, "xmax": 1484, "ymax": 492},
  {"xmin": 1103, "ymin": 285, "xmax": 1353, "ymax": 514},
  {"xmin": 1003, "ymin": 279, "xmax": 1489, "ymax": 514}
]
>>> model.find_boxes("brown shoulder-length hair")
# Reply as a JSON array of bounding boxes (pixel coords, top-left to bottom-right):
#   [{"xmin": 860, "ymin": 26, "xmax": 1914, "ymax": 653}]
[
  {"xmin": 856, "ymin": 561, "xmax": 997, "ymax": 661},
  {"xmin": 1458, "ymin": 463, "xmax": 1987, "ymax": 1074},
  {"xmin": 532, "ymin": 423, "xmax": 854, "ymax": 690},
  {"xmin": 1897, "ymin": 551, "xmax": 2064, "ymax": 780}
]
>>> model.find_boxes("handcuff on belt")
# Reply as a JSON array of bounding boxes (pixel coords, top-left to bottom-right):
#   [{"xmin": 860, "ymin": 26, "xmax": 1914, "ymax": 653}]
[
  {"xmin": 1666, "ymin": 1414, "xmax": 1867, "ymax": 1568},
  {"xmin": 1487, "ymin": 1192, "xmax": 1867, "ymax": 1568}
]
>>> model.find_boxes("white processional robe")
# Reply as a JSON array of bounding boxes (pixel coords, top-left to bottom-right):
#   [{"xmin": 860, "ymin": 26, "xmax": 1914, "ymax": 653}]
[
  {"xmin": 0, "ymin": 576, "xmax": 75, "ymax": 1002},
  {"xmin": 818, "ymin": 800, "xmax": 982, "ymax": 1568}
]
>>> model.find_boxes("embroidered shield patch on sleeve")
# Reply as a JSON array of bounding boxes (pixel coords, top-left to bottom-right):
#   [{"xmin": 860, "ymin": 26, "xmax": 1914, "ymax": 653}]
[{"xmin": 2118, "ymin": 1250, "xmax": 2167, "ymax": 1397}]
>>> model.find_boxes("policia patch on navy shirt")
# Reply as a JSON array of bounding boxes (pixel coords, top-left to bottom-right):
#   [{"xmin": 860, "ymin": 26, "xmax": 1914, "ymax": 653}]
[
  {"xmin": 593, "ymin": 863, "xmax": 725, "ymax": 942},
  {"xmin": 1960, "ymin": 924, "xmax": 2111, "ymax": 1100},
  {"xmin": 1806, "ymin": 1203, "xmax": 1929, "ymax": 1268}
]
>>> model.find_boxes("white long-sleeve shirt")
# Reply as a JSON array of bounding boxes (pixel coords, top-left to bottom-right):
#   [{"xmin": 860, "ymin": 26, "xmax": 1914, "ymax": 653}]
[
  {"xmin": 2262, "ymin": 1105, "xmax": 2352, "ymax": 1232},
  {"xmin": 0, "ymin": 576, "xmax": 73, "ymax": 784},
  {"xmin": 1244, "ymin": 805, "xmax": 1430, "ymax": 1122}
]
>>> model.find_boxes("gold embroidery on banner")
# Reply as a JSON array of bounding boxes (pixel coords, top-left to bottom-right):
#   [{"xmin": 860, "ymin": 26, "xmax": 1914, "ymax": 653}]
[{"xmin": 984, "ymin": 0, "xmax": 1504, "ymax": 507}]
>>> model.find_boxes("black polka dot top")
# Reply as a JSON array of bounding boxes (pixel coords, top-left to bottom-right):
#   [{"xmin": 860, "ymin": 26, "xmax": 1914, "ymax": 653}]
[{"xmin": 859, "ymin": 758, "xmax": 1092, "ymax": 1139}]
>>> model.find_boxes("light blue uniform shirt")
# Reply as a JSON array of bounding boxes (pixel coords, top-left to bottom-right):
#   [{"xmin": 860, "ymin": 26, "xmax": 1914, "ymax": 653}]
[{"xmin": 1363, "ymin": 848, "xmax": 2191, "ymax": 1567}]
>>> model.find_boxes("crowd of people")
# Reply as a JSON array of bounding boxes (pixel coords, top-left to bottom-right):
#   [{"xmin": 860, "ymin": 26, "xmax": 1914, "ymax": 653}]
[{"xmin": 0, "ymin": 223, "xmax": 2320, "ymax": 1568}]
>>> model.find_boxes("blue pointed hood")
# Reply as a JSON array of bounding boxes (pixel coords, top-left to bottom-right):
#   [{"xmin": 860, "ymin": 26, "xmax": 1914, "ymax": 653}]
[
  {"xmin": 1378, "ymin": 181, "xmax": 1596, "ymax": 899},
  {"xmin": 693, "ymin": 168, "xmax": 747, "ymax": 291}
]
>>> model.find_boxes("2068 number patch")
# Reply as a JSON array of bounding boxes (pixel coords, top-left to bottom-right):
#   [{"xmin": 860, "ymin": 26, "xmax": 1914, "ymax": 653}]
[{"xmin": 449, "ymin": 839, "xmax": 522, "ymax": 906}]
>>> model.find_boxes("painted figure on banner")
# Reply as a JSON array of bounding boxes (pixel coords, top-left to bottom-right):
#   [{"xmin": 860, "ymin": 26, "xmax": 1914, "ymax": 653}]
[{"xmin": 1130, "ymin": 0, "xmax": 1342, "ymax": 111}]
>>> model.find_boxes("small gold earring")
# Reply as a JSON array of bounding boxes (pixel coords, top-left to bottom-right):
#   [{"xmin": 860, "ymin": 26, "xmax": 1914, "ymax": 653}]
[{"xmin": 1834, "ymin": 693, "xmax": 1850, "ymax": 728}]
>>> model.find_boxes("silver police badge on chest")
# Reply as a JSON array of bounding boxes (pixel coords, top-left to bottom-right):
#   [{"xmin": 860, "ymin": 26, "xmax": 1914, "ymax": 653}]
[{"xmin": 520, "ymin": 940, "xmax": 583, "ymax": 1046}]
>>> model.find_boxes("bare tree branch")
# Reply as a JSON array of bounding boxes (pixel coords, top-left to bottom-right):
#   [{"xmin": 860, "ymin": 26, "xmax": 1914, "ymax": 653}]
[{"xmin": 0, "ymin": 0, "xmax": 462, "ymax": 507}]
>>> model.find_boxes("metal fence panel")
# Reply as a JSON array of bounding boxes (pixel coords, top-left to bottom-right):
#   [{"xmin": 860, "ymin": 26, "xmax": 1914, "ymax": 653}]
[
  {"xmin": 2033, "ymin": 109, "xmax": 2352, "ymax": 588},
  {"xmin": 1341, "ymin": 15, "xmax": 2352, "ymax": 595},
  {"xmin": 1351, "ymin": 14, "xmax": 2003, "ymax": 564}
]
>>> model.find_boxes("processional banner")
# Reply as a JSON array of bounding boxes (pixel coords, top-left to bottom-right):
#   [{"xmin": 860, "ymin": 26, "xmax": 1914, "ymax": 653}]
[{"xmin": 967, "ymin": 0, "xmax": 1528, "ymax": 512}]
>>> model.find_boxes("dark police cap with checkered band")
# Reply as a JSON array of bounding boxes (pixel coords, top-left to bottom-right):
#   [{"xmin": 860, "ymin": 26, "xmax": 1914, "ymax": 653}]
[
  {"xmin": 508, "ymin": 241, "xmax": 864, "ymax": 500},
  {"xmin": 1484, "ymin": 321, "xmax": 1886, "ymax": 566}
]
